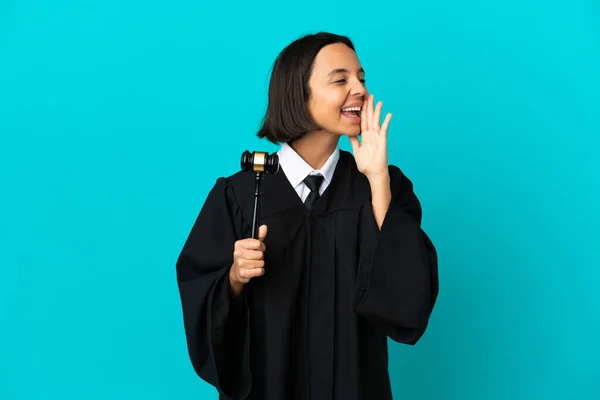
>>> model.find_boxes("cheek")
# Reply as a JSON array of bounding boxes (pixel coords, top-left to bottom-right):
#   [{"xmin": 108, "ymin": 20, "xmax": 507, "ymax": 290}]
[
  {"xmin": 308, "ymin": 88, "xmax": 347, "ymax": 126},
  {"xmin": 320, "ymin": 93, "xmax": 346, "ymax": 118},
  {"xmin": 330, "ymin": 90, "xmax": 346, "ymax": 106},
  {"xmin": 312, "ymin": 96, "xmax": 338, "ymax": 117}
]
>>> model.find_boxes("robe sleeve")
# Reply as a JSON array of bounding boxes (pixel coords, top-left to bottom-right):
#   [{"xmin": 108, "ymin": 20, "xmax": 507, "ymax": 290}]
[
  {"xmin": 354, "ymin": 165, "xmax": 439, "ymax": 345},
  {"xmin": 176, "ymin": 178, "xmax": 251, "ymax": 400}
]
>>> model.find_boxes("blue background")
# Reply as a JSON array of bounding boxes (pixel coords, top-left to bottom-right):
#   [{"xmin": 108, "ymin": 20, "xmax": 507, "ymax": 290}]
[{"xmin": 1, "ymin": 1, "xmax": 599, "ymax": 399}]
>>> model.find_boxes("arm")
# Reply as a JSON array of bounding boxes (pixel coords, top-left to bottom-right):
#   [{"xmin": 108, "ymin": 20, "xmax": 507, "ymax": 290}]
[
  {"xmin": 176, "ymin": 178, "xmax": 251, "ymax": 400},
  {"xmin": 354, "ymin": 165, "xmax": 439, "ymax": 345},
  {"xmin": 367, "ymin": 172, "xmax": 392, "ymax": 230}
]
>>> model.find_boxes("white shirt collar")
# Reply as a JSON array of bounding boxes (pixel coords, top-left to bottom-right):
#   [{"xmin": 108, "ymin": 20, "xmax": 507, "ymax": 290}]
[{"xmin": 277, "ymin": 142, "xmax": 339, "ymax": 189}]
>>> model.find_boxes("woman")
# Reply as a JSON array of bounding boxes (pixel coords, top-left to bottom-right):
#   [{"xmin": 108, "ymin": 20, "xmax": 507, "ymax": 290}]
[{"xmin": 176, "ymin": 32, "xmax": 439, "ymax": 400}]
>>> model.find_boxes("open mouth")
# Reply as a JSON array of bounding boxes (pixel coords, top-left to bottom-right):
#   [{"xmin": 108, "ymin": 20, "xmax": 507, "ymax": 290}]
[{"xmin": 341, "ymin": 106, "xmax": 361, "ymax": 119}]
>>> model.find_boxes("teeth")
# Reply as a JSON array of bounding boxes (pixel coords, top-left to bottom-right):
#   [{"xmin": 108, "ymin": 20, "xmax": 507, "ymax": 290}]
[{"xmin": 342, "ymin": 107, "xmax": 361, "ymax": 112}]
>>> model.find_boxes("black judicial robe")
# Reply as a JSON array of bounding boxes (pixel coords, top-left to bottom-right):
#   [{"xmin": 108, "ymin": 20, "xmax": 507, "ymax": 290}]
[{"xmin": 176, "ymin": 150, "xmax": 439, "ymax": 400}]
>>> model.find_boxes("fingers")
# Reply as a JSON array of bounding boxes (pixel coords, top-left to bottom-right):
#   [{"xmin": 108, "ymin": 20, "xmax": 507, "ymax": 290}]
[
  {"xmin": 365, "ymin": 94, "xmax": 385, "ymax": 134},
  {"xmin": 373, "ymin": 100, "xmax": 383, "ymax": 131},
  {"xmin": 366, "ymin": 94, "xmax": 374, "ymax": 130},
  {"xmin": 235, "ymin": 258, "xmax": 265, "ymax": 270},
  {"xmin": 234, "ymin": 256, "xmax": 265, "ymax": 283},
  {"xmin": 239, "ymin": 266, "xmax": 265, "ymax": 280},
  {"xmin": 231, "ymin": 224, "xmax": 269, "ymax": 285},
  {"xmin": 234, "ymin": 248, "xmax": 264, "ymax": 260},
  {"xmin": 235, "ymin": 239, "xmax": 264, "ymax": 252},
  {"xmin": 381, "ymin": 112, "xmax": 392, "ymax": 137},
  {"xmin": 360, "ymin": 99, "xmax": 368, "ymax": 133}
]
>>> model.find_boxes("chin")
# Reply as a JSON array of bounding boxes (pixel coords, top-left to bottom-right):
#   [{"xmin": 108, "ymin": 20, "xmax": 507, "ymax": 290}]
[
  {"xmin": 322, "ymin": 122, "xmax": 361, "ymax": 138},
  {"xmin": 338, "ymin": 126, "xmax": 361, "ymax": 137}
]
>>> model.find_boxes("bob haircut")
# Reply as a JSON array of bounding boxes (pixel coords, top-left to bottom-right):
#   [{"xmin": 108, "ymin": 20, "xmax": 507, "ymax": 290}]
[{"xmin": 257, "ymin": 32, "xmax": 356, "ymax": 144}]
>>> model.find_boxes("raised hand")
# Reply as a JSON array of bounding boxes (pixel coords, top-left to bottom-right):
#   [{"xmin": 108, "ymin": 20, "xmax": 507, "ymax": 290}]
[
  {"xmin": 349, "ymin": 94, "xmax": 392, "ymax": 179},
  {"xmin": 229, "ymin": 224, "xmax": 267, "ymax": 296}
]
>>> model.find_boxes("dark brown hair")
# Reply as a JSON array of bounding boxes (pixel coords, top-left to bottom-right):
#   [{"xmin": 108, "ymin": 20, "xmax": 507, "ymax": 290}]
[{"xmin": 256, "ymin": 32, "xmax": 355, "ymax": 144}]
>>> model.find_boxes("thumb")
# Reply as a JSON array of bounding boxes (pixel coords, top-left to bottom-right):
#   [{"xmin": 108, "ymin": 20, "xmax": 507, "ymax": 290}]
[{"xmin": 258, "ymin": 224, "xmax": 268, "ymax": 241}]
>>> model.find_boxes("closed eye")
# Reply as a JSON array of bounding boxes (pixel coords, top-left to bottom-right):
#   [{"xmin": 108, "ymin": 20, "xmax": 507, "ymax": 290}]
[{"xmin": 334, "ymin": 79, "xmax": 366, "ymax": 84}]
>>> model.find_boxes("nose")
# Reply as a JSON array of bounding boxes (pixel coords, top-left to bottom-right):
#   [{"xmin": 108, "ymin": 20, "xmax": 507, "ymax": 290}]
[{"xmin": 350, "ymin": 77, "xmax": 367, "ymax": 97}]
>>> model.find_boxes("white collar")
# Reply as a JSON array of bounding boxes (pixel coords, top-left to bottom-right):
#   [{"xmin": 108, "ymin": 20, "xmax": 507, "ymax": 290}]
[{"xmin": 277, "ymin": 142, "xmax": 339, "ymax": 189}]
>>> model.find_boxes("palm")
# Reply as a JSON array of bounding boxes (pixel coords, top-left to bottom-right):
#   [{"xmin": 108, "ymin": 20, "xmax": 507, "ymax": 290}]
[{"xmin": 350, "ymin": 94, "xmax": 392, "ymax": 178}]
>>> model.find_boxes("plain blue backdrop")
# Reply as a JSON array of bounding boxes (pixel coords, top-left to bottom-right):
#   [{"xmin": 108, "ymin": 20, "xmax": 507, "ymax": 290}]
[{"xmin": 1, "ymin": 1, "xmax": 599, "ymax": 399}]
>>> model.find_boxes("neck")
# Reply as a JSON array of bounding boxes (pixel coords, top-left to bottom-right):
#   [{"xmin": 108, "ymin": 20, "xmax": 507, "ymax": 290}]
[{"xmin": 289, "ymin": 130, "xmax": 339, "ymax": 170}]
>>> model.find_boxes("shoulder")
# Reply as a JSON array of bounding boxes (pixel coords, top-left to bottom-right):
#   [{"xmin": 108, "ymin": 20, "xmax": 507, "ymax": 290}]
[
  {"xmin": 217, "ymin": 169, "xmax": 255, "ymax": 192},
  {"xmin": 204, "ymin": 169, "xmax": 255, "ymax": 210}
]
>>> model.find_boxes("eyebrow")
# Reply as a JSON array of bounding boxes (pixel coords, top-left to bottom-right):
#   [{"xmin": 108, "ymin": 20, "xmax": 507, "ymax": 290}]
[{"xmin": 328, "ymin": 67, "xmax": 365, "ymax": 76}]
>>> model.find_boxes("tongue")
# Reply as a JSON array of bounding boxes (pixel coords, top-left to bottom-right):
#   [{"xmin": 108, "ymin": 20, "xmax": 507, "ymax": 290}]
[{"xmin": 342, "ymin": 111, "xmax": 358, "ymax": 117}]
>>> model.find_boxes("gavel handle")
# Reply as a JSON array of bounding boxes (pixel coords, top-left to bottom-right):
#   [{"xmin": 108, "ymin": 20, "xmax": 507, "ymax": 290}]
[{"xmin": 251, "ymin": 172, "xmax": 263, "ymax": 239}]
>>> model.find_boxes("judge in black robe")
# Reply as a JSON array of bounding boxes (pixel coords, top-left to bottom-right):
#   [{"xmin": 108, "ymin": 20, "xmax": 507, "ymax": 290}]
[{"xmin": 176, "ymin": 147, "xmax": 439, "ymax": 400}]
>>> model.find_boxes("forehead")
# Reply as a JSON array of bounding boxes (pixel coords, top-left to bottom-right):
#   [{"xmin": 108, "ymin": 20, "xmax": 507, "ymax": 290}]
[{"xmin": 311, "ymin": 43, "xmax": 362, "ymax": 75}]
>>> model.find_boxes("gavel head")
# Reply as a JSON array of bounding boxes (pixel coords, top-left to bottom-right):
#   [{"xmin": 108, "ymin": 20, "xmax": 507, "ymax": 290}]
[{"xmin": 240, "ymin": 150, "xmax": 280, "ymax": 174}]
